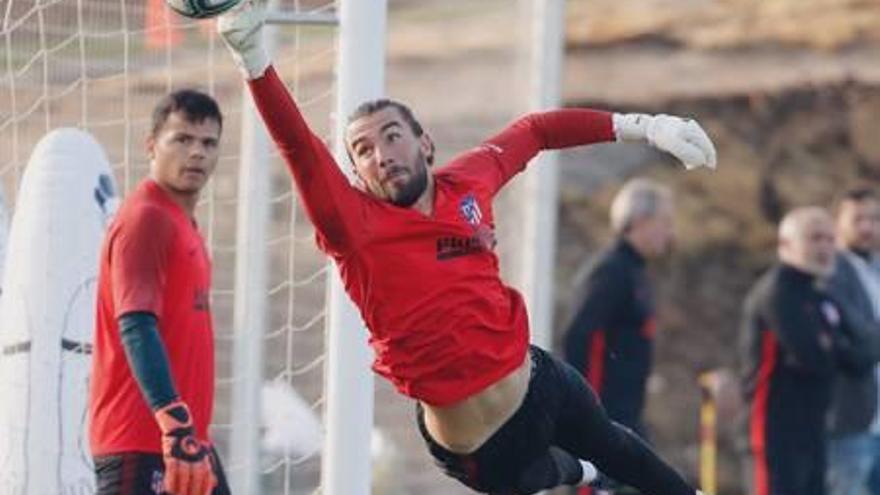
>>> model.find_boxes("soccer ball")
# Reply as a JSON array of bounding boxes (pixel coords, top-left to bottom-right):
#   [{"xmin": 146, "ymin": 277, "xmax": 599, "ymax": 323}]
[{"xmin": 165, "ymin": 0, "xmax": 242, "ymax": 19}]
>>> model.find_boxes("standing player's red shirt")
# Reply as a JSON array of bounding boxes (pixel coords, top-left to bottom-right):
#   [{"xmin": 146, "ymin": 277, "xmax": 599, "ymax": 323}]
[
  {"xmin": 89, "ymin": 179, "xmax": 215, "ymax": 455},
  {"xmin": 250, "ymin": 67, "xmax": 614, "ymax": 406}
]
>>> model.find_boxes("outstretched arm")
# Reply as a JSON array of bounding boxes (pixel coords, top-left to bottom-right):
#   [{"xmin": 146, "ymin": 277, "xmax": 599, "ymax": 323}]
[
  {"xmin": 218, "ymin": 1, "xmax": 363, "ymax": 256},
  {"xmin": 470, "ymin": 107, "xmax": 717, "ymax": 193}
]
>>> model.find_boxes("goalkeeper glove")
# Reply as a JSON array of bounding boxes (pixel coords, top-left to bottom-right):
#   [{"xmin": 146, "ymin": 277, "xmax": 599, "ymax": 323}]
[
  {"xmin": 613, "ymin": 113, "xmax": 717, "ymax": 170},
  {"xmin": 218, "ymin": 0, "xmax": 271, "ymax": 79},
  {"xmin": 154, "ymin": 400, "xmax": 217, "ymax": 495}
]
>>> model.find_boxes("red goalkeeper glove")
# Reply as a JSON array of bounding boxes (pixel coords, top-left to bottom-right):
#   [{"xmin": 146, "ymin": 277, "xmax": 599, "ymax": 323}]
[{"xmin": 154, "ymin": 400, "xmax": 217, "ymax": 495}]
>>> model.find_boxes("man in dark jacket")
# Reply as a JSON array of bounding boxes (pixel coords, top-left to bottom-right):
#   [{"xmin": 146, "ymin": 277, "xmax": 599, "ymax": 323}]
[
  {"xmin": 740, "ymin": 207, "xmax": 877, "ymax": 495},
  {"xmin": 826, "ymin": 188, "xmax": 880, "ymax": 495},
  {"xmin": 563, "ymin": 178, "xmax": 674, "ymax": 440}
]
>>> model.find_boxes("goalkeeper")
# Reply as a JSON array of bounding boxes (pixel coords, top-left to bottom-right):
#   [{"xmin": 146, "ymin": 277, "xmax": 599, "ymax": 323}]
[
  {"xmin": 220, "ymin": 2, "xmax": 716, "ymax": 493},
  {"xmin": 88, "ymin": 90, "xmax": 229, "ymax": 495}
]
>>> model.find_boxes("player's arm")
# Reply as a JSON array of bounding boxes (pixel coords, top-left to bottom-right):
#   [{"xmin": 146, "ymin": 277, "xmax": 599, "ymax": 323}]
[
  {"xmin": 825, "ymin": 264, "xmax": 880, "ymax": 372},
  {"xmin": 118, "ymin": 311, "xmax": 178, "ymax": 409},
  {"xmin": 110, "ymin": 206, "xmax": 215, "ymax": 495},
  {"xmin": 563, "ymin": 261, "xmax": 628, "ymax": 376},
  {"xmin": 217, "ymin": 0, "xmax": 362, "ymax": 255},
  {"xmin": 830, "ymin": 307, "xmax": 880, "ymax": 374},
  {"xmin": 825, "ymin": 298, "xmax": 880, "ymax": 374},
  {"xmin": 472, "ymin": 108, "xmax": 716, "ymax": 192}
]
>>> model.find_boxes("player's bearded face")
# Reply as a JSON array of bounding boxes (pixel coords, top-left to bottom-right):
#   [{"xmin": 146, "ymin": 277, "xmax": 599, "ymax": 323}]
[
  {"xmin": 381, "ymin": 150, "xmax": 429, "ymax": 207},
  {"xmin": 347, "ymin": 107, "xmax": 433, "ymax": 208},
  {"xmin": 837, "ymin": 198, "xmax": 880, "ymax": 253}
]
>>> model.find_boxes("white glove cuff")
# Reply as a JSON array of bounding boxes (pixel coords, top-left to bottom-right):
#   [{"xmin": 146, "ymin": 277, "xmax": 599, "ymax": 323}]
[
  {"xmin": 612, "ymin": 112, "xmax": 653, "ymax": 142},
  {"xmin": 235, "ymin": 46, "xmax": 271, "ymax": 80}
]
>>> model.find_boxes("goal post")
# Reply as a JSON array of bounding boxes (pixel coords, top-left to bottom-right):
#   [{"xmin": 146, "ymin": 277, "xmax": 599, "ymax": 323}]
[
  {"xmin": 519, "ymin": 0, "xmax": 566, "ymax": 350},
  {"xmin": 228, "ymin": 1, "xmax": 280, "ymax": 491},
  {"xmin": 232, "ymin": 0, "xmax": 389, "ymax": 492},
  {"xmin": 321, "ymin": 1, "xmax": 388, "ymax": 494}
]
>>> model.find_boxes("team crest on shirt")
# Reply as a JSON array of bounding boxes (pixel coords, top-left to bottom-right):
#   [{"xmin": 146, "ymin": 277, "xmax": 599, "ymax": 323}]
[
  {"xmin": 436, "ymin": 193, "xmax": 495, "ymax": 260},
  {"xmin": 459, "ymin": 193, "xmax": 483, "ymax": 226}
]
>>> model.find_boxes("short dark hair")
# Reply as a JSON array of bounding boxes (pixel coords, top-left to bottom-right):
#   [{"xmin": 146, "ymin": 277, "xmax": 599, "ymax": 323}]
[
  {"xmin": 841, "ymin": 187, "xmax": 877, "ymax": 203},
  {"xmin": 150, "ymin": 89, "xmax": 223, "ymax": 138},
  {"xmin": 835, "ymin": 186, "xmax": 878, "ymax": 214},
  {"xmin": 347, "ymin": 99, "xmax": 434, "ymax": 166},
  {"xmin": 349, "ymin": 99, "xmax": 424, "ymax": 136}
]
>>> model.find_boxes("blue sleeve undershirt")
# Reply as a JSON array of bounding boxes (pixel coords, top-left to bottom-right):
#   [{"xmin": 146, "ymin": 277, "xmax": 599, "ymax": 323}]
[{"xmin": 118, "ymin": 311, "xmax": 179, "ymax": 411}]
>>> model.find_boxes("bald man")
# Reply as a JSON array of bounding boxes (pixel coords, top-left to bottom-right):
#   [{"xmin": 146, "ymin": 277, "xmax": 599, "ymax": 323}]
[{"xmin": 739, "ymin": 207, "xmax": 876, "ymax": 495}]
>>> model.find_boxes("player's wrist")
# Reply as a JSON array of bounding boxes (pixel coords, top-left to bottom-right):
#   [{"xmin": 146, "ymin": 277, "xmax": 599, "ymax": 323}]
[
  {"xmin": 612, "ymin": 112, "xmax": 654, "ymax": 142},
  {"xmin": 154, "ymin": 399, "xmax": 195, "ymax": 437},
  {"xmin": 155, "ymin": 400, "xmax": 216, "ymax": 494},
  {"xmin": 236, "ymin": 47, "xmax": 271, "ymax": 80}
]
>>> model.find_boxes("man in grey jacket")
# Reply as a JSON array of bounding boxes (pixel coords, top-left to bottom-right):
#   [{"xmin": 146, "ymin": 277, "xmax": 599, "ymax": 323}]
[{"xmin": 827, "ymin": 188, "xmax": 880, "ymax": 495}]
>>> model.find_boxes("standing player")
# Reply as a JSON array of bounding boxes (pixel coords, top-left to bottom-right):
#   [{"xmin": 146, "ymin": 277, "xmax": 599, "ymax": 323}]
[
  {"xmin": 88, "ymin": 90, "xmax": 229, "ymax": 495},
  {"xmin": 219, "ymin": 2, "xmax": 715, "ymax": 493}
]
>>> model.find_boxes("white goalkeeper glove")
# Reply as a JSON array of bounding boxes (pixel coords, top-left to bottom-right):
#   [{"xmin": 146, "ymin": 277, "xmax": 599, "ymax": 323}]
[
  {"xmin": 217, "ymin": 0, "xmax": 271, "ymax": 80},
  {"xmin": 613, "ymin": 113, "xmax": 717, "ymax": 170}
]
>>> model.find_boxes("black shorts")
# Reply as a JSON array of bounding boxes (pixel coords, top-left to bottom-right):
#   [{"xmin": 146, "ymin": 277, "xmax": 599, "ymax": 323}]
[
  {"xmin": 416, "ymin": 346, "xmax": 695, "ymax": 495},
  {"xmin": 416, "ymin": 346, "xmax": 567, "ymax": 493},
  {"xmin": 94, "ymin": 448, "xmax": 230, "ymax": 495}
]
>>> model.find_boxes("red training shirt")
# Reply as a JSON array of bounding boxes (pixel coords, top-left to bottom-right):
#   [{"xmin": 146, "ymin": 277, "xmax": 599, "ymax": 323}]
[
  {"xmin": 250, "ymin": 67, "xmax": 614, "ymax": 406},
  {"xmin": 89, "ymin": 179, "xmax": 215, "ymax": 455}
]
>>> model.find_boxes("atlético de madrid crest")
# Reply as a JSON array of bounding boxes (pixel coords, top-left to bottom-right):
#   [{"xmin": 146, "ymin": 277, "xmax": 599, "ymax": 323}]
[{"xmin": 459, "ymin": 193, "xmax": 483, "ymax": 226}]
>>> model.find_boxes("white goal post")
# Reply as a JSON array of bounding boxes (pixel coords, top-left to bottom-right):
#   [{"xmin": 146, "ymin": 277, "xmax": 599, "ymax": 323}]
[{"xmin": 230, "ymin": 1, "xmax": 386, "ymax": 494}]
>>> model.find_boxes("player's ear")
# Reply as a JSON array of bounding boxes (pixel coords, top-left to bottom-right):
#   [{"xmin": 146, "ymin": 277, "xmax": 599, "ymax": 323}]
[
  {"xmin": 352, "ymin": 172, "xmax": 367, "ymax": 192},
  {"xmin": 145, "ymin": 134, "xmax": 156, "ymax": 161},
  {"xmin": 420, "ymin": 133, "xmax": 435, "ymax": 167},
  {"xmin": 348, "ymin": 159, "xmax": 366, "ymax": 190}
]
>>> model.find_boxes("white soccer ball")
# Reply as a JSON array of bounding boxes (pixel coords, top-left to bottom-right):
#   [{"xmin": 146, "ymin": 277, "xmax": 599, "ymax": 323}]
[{"xmin": 165, "ymin": 0, "xmax": 242, "ymax": 19}]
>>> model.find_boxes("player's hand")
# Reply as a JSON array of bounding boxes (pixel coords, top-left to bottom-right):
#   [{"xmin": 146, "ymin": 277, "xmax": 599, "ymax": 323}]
[
  {"xmin": 155, "ymin": 401, "xmax": 217, "ymax": 495},
  {"xmin": 613, "ymin": 113, "xmax": 717, "ymax": 170},
  {"xmin": 218, "ymin": 0, "xmax": 270, "ymax": 79}
]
